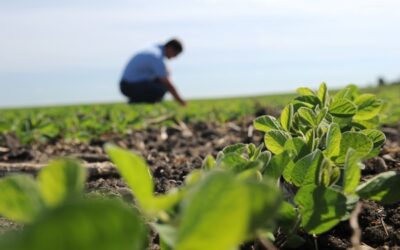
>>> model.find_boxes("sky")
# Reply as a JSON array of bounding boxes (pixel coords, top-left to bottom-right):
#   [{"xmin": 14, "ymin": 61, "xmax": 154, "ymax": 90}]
[{"xmin": 0, "ymin": 0, "xmax": 399, "ymax": 108}]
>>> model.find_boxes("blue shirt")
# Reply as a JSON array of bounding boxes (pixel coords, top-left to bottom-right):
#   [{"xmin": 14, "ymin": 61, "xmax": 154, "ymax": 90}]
[{"xmin": 121, "ymin": 45, "xmax": 168, "ymax": 83}]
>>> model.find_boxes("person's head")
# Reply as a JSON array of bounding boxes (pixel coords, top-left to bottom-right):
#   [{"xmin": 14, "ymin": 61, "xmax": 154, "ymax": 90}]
[{"xmin": 164, "ymin": 38, "xmax": 183, "ymax": 59}]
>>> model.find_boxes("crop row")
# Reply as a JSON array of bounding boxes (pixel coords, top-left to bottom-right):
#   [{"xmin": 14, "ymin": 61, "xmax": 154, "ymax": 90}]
[{"xmin": 0, "ymin": 83, "xmax": 399, "ymax": 249}]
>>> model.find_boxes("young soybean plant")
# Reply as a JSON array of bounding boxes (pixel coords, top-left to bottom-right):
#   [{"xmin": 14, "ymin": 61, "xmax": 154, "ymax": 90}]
[
  {"xmin": 105, "ymin": 144, "xmax": 282, "ymax": 250},
  {"xmin": 0, "ymin": 159, "xmax": 148, "ymax": 250},
  {"xmin": 253, "ymin": 83, "xmax": 400, "ymax": 236}
]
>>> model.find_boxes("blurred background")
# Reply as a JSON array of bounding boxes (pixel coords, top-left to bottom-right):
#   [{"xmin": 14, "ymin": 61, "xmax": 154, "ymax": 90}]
[{"xmin": 0, "ymin": 0, "xmax": 399, "ymax": 108}]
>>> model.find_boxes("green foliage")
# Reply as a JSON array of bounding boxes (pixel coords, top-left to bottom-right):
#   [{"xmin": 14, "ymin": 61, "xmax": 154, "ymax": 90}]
[
  {"xmin": 252, "ymin": 82, "xmax": 395, "ymax": 239},
  {"xmin": 0, "ymin": 159, "xmax": 148, "ymax": 250},
  {"xmin": 356, "ymin": 171, "xmax": 400, "ymax": 204},
  {"xmin": 105, "ymin": 145, "xmax": 182, "ymax": 216},
  {"xmin": 0, "ymin": 175, "xmax": 44, "ymax": 223},
  {"xmin": 175, "ymin": 171, "xmax": 250, "ymax": 250},
  {"xmin": 295, "ymin": 184, "xmax": 347, "ymax": 234},
  {"xmin": 38, "ymin": 159, "xmax": 87, "ymax": 207},
  {"xmin": 0, "ymin": 199, "xmax": 148, "ymax": 250},
  {"xmin": 0, "ymin": 83, "xmax": 397, "ymax": 249}
]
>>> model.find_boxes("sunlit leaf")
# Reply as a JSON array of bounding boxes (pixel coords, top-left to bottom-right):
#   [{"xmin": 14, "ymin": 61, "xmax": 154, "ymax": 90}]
[{"xmin": 38, "ymin": 159, "xmax": 87, "ymax": 207}]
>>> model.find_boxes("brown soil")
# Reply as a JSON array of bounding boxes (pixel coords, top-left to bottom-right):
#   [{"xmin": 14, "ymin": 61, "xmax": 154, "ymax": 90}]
[{"xmin": 1, "ymin": 112, "xmax": 399, "ymax": 250}]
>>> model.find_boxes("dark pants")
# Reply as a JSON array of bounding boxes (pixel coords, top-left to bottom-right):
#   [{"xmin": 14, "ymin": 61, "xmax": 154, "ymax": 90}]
[{"xmin": 120, "ymin": 79, "xmax": 168, "ymax": 104}]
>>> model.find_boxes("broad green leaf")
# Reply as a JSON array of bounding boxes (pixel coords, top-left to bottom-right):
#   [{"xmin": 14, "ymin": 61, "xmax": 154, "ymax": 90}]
[
  {"xmin": 38, "ymin": 159, "xmax": 87, "ymax": 207},
  {"xmin": 298, "ymin": 107, "xmax": 317, "ymax": 127},
  {"xmin": 329, "ymin": 98, "xmax": 357, "ymax": 118},
  {"xmin": 264, "ymin": 130, "xmax": 291, "ymax": 155},
  {"xmin": 280, "ymin": 104, "xmax": 294, "ymax": 132},
  {"xmin": 356, "ymin": 171, "xmax": 400, "ymax": 204},
  {"xmin": 360, "ymin": 129, "xmax": 386, "ymax": 158},
  {"xmin": 264, "ymin": 151, "xmax": 292, "ymax": 182},
  {"xmin": 317, "ymin": 82, "xmax": 328, "ymax": 107},
  {"xmin": 343, "ymin": 149, "xmax": 362, "ymax": 194},
  {"xmin": 253, "ymin": 115, "xmax": 281, "ymax": 132},
  {"xmin": 0, "ymin": 175, "xmax": 44, "ymax": 223},
  {"xmin": 284, "ymin": 137, "xmax": 309, "ymax": 160},
  {"xmin": 336, "ymin": 132, "xmax": 373, "ymax": 164},
  {"xmin": 0, "ymin": 199, "xmax": 148, "ymax": 250},
  {"xmin": 176, "ymin": 172, "xmax": 249, "ymax": 250},
  {"xmin": 352, "ymin": 116, "xmax": 380, "ymax": 129},
  {"xmin": 295, "ymin": 185, "xmax": 347, "ymax": 234},
  {"xmin": 332, "ymin": 116, "xmax": 353, "ymax": 129},
  {"xmin": 291, "ymin": 150, "xmax": 324, "ymax": 187},
  {"xmin": 105, "ymin": 145, "xmax": 153, "ymax": 206},
  {"xmin": 297, "ymin": 87, "xmax": 315, "ymax": 96},
  {"xmin": 324, "ymin": 123, "xmax": 341, "ymax": 159},
  {"xmin": 360, "ymin": 129, "xmax": 385, "ymax": 148},
  {"xmin": 353, "ymin": 94, "xmax": 383, "ymax": 120}
]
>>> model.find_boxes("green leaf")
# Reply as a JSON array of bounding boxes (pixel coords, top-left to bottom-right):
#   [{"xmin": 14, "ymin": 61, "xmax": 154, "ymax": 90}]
[
  {"xmin": 264, "ymin": 130, "xmax": 291, "ymax": 155},
  {"xmin": 284, "ymin": 137, "xmax": 309, "ymax": 160},
  {"xmin": 336, "ymin": 132, "xmax": 373, "ymax": 164},
  {"xmin": 324, "ymin": 123, "xmax": 341, "ymax": 159},
  {"xmin": 280, "ymin": 104, "xmax": 294, "ymax": 132},
  {"xmin": 352, "ymin": 116, "xmax": 380, "ymax": 129},
  {"xmin": 253, "ymin": 115, "xmax": 281, "ymax": 132},
  {"xmin": 276, "ymin": 201, "xmax": 297, "ymax": 232},
  {"xmin": 317, "ymin": 83, "xmax": 328, "ymax": 107},
  {"xmin": 0, "ymin": 199, "xmax": 148, "ymax": 250},
  {"xmin": 329, "ymin": 98, "xmax": 357, "ymax": 118},
  {"xmin": 353, "ymin": 94, "xmax": 383, "ymax": 120},
  {"xmin": 343, "ymin": 149, "xmax": 362, "ymax": 194},
  {"xmin": 176, "ymin": 172, "xmax": 249, "ymax": 250},
  {"xmin": 297, "ymin": 87, "xmax": 315, "ymax": 96},
  {"xmin": 222, "ymin": 143, "xmax": 246, "ymax": 155},
  {"xmin": 298, "ymin": 107, "xmax": 317, "ymax": 127},
  {"xmin": 295, "ymin": 185, "xmax": 347, "ymax": 234},
  {"xmin": 291, "ymin": 150, "xmax": 324, "ymax": 187},
  {"xmin": 333, "ymin": 84, "xmax": 358, "ymax": 100},
  {"xmin": 217, "ymin": 153, "xmax": 249, "ymax": 172},
  {"xmin": 360, "ymin": 129, "xmax": 385, "ymax": 158},
  {"xmin": 294, "ymin": 95, "xmax": 321, "ymax": 108},
  {"xmin": 0, "ymin": 175, "xmax": 44, "ymax": 223},
  {"xmin": 105, "ymin": 144, "xmax": 154, "ymax": 206},
  {"xmin": 360, "ymin": 129, "xmax": 385, "ymax": 148},
  {"xmin": 264, "ymin": 151, "xmax": 292, "ymax": 182},
  {"xmin": 356, "ymin": 171, "xmax": 400, "ymax": 204},
  {"xmin": 38, "ymin": 159, "xmax": 87, "ymax": 207}
]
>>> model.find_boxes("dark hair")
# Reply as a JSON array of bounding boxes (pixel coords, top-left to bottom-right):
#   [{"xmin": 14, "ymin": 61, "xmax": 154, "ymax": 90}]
[{"xmin": 165, "ymin": 38, "xmax": 183, "ymax": 54}]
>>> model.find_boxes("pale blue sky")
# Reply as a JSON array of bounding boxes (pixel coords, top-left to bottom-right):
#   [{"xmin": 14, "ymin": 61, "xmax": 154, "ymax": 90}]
[{"xmin": 1, "ymin": 0, "xmax": 399, "ymax": 107}]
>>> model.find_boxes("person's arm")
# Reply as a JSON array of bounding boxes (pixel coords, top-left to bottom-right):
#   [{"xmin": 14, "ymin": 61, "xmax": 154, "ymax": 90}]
[{"xmin": 159, "ymin": 77, "xmax": 186, "ymax": 106}]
